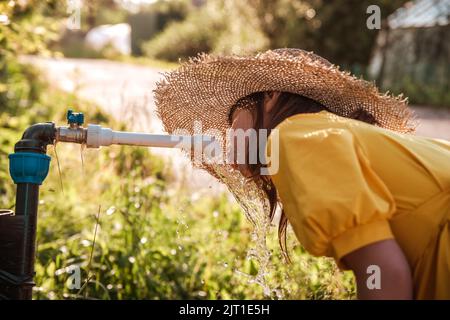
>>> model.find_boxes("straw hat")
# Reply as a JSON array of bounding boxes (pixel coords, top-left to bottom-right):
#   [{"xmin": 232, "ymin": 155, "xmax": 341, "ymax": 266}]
[
  {"xmin": 153, "ymin": 48, "xmax": 416, "ymax": 220},
  {"xmin": 154, "ymin": 48, "xmax": 415, "ymax": 138}
]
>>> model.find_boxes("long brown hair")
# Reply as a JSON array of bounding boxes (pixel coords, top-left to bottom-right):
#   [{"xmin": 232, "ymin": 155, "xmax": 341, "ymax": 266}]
[{"xmin": 237, "ymin": 91, "xmax": 379, "ymax": 261}]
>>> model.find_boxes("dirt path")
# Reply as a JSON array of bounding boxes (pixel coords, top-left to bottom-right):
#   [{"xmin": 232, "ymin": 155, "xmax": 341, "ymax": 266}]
[
  {"xmin": 22, "ymin": 56, "xmax": 164, "ymax": 132},
  {"xmin": 408, "ymin": 106, "xmax": 450, "ymax": 141}
]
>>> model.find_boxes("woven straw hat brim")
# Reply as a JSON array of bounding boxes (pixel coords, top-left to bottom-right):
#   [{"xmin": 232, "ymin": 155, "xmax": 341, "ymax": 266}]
[
  {"xmin": 153, "ymin": 49, "xmax": 417, "ymax": 222},
  {"xmin": 154, "ymin": 48, "xmax": 416, "ymax": 139}
]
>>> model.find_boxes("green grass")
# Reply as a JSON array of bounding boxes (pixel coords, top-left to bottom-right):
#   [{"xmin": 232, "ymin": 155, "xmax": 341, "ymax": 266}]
[{"xmin": 1, "ymin": 65, "xmax": 355, "ymax": 300}]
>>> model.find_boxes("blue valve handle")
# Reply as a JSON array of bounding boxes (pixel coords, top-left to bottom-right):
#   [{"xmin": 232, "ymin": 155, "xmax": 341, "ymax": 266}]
[{"xmin": 67, "ymin": 109, "xmax": 84, "ymax": 125}]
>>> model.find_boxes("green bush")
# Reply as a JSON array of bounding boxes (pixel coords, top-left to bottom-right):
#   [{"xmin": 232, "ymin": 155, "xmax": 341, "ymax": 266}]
[
  {"xmin": 142, "ymin": 0, "xmax": 408, "ymax": 67},
  {"xmin": 142, "ymin": 0, "xmax": 269, "ymax": 62},
  {"xmin": 0, "ymin": 1, "xmax": 61, "ymax": 115},
  {"xmin": 128, "ymin": 0, "xmax": 190, "ymax": 55},
  {"xmin": 387, "ymin": 76, "xmax": 450, "ymax": 108},
  {"xmin": 142, "ymin": 5, "xmax": 223, "ymax": 61}
]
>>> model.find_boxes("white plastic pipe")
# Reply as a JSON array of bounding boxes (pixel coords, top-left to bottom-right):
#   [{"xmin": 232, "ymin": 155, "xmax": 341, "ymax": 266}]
[{"xmin": 86, "ymin": 124, "xmax": 216, "ymax": 150}]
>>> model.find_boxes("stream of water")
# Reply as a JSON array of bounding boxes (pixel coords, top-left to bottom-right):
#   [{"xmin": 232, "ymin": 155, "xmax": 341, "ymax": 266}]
[
  {"xmin": 52, "ymin": 143, "xmax": 64, "ymax": 194},
  {"xmin": 210, "ymin": 164, "xmax": 284, "ymax": 299}
]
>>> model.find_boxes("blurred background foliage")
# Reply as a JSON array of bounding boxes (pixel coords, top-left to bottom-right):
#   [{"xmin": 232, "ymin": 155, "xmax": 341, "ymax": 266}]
[
  {"xmin": 6, "ymin": 0, "xmax": 445, "ymax": 106},
  {"xmin": 48, "ymin": 0, "xmax": 409, "ymax": 70},
  {"xmin": 141, "ymin": 0, "xmax": 408, "ymax": 70},
  {"xmin": 0, "ymin": 0, "xmax": 61, "ymax": 114},
  {"xmin": 143, "ymin": 0, "xmax": 270, "ymax": 60},
  {"xmin": 53, "ymin": 0, "xmax": 448, "ymax": 105}
]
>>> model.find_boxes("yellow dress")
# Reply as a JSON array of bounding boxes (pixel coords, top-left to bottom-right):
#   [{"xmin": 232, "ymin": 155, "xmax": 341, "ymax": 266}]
[{"xmin": 266, "ymin": 111, "xmax": 450, "ymax": 299}]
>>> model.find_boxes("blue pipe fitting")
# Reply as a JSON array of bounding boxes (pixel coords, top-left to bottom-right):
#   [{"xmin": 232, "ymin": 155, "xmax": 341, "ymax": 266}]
[{"xmin": 8, "ymin": 152, "xmax": 51, "ymax": 185}]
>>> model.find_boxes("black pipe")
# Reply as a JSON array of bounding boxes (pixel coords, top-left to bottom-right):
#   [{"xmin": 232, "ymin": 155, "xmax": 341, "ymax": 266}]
[
  {"xmin": 0, "ymin": 185, "xmax": 39, "ymax": 299},
  {"xmin": 14, "ymin": 122, "xmax": 56, "ymax": 154},
  {"xmin": 0, "ymin": 122, "xmax": 55, "ymax": 300}
]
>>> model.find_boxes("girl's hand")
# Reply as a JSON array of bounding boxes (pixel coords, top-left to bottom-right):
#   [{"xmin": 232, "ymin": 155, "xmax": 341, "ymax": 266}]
[{"xmin": 342, "ymin": 239, "xmax": 414, "ymax": 300}]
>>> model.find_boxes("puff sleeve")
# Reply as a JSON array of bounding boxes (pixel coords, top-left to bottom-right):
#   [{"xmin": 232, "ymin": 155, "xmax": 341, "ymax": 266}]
[{"xmin": 269, "ymin": 123, "xmax": 396, "ymax": 268}]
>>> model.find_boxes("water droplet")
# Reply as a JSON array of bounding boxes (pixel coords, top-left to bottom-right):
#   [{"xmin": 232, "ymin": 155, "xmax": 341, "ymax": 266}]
[
  {"xmin": 197, "ymin": 291, "xmax": 207, "ymax": 297},
  {"xmin": 191, "ymin": 192, "xmax": 200, "ymax": 201},
  {"xmin": 106, "ymin": 206, "xmax": 116, "ymax": 215}
]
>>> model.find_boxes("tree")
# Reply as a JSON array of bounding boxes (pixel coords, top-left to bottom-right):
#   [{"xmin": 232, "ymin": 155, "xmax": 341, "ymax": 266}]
[{"xmin": 249, "ymin": 0, "xmax": 409, "ymax": 70}]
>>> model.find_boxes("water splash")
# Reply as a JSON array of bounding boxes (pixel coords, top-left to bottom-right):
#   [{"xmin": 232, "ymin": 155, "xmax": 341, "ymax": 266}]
[
  {"xmin": 80, "ymin": 143, "xmax": 86, "ymax": 174},
  {"xmin": 210, "ymin": 164, "xmax": 283, "ymax": 299}
]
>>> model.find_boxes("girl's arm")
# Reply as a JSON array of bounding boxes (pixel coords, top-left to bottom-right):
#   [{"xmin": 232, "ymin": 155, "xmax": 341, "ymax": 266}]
[{"xmin": 342, "ymin": 239, "xmax": 414, "ymax": 300}]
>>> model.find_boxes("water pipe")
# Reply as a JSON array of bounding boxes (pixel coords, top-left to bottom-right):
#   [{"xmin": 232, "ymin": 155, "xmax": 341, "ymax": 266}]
[
  {"xmin": 0, "ymin": 110, "xmax": 215, "ymax": 300},
  {"xmin": 0, "ymin": 123, "xmax": 54, "ymax": 300},
  {"xmin": 57, "ymin": 110, "xmax": 214, "ymax": 149}
]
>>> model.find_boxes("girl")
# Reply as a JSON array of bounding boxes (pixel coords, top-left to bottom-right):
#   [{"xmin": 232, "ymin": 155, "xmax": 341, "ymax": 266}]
[{"xmin": 155, "ymin": 49, "xmax": 450, "ymax": 299}]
